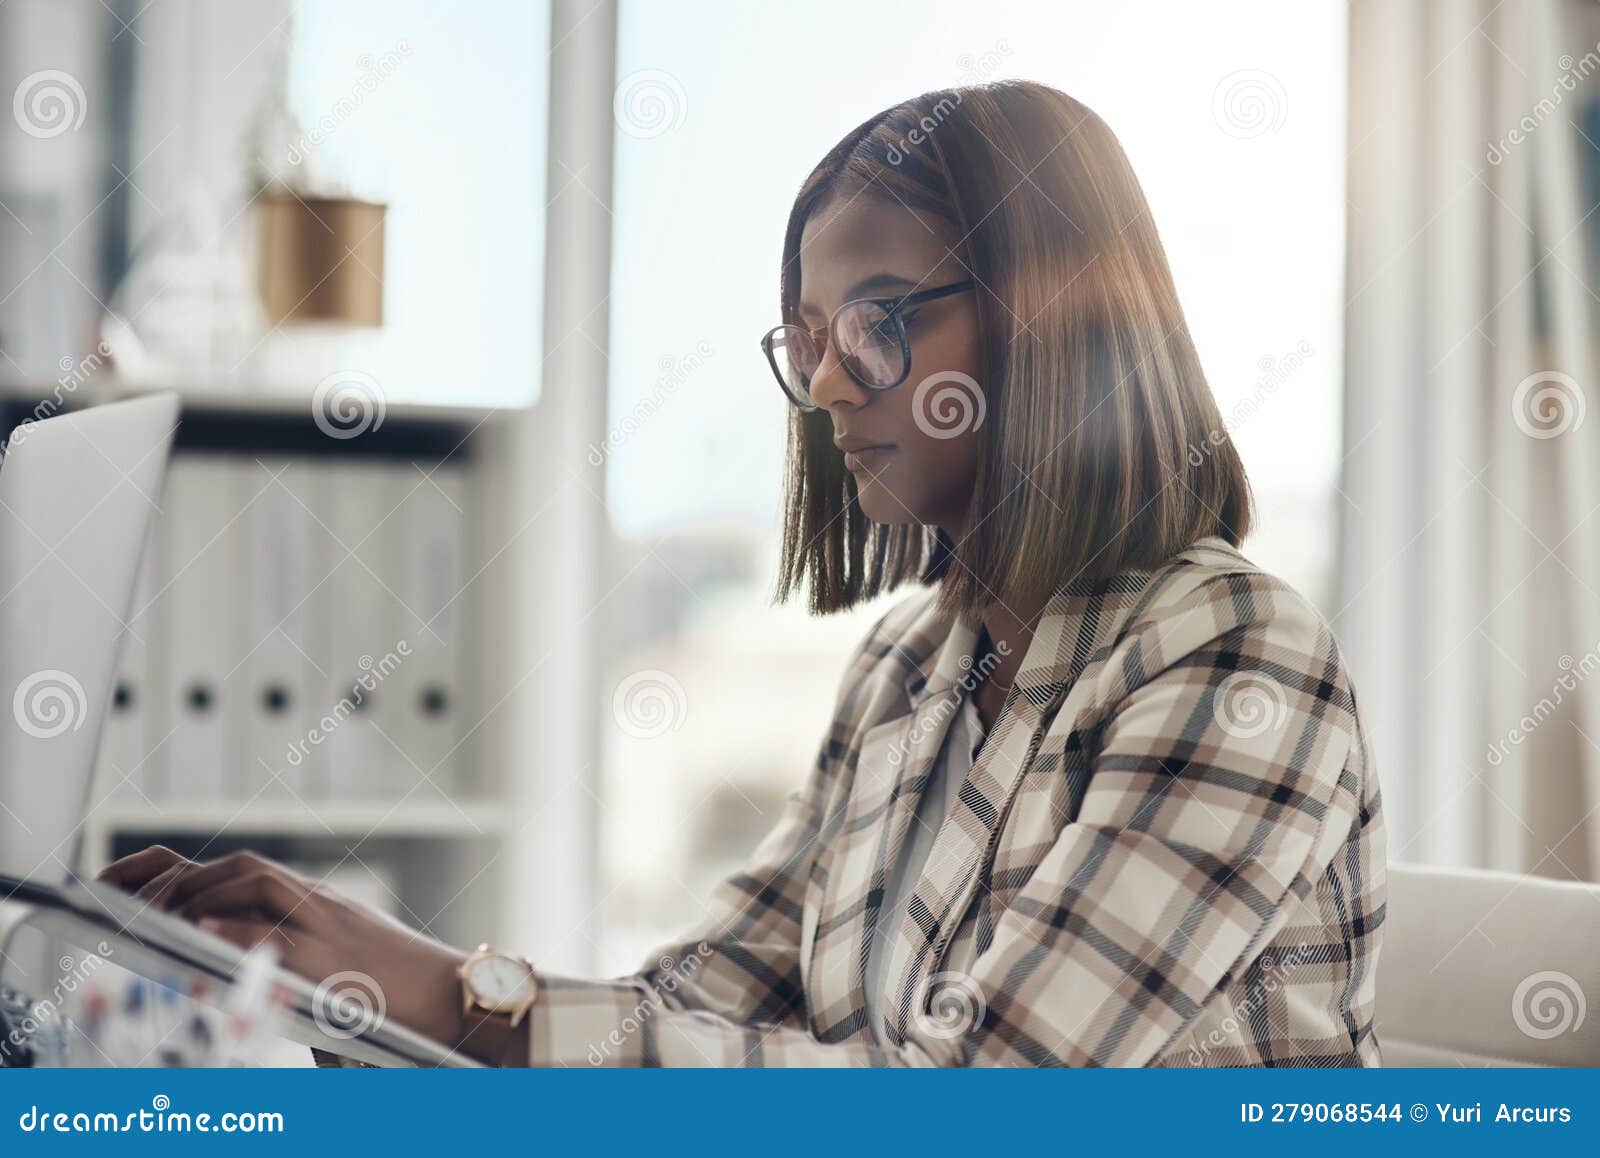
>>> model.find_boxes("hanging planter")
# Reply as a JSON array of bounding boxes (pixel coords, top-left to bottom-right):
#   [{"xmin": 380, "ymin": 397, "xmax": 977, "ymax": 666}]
[{"xmin": 257, "ymin": 192, "xmax": 386, "ymax": 328}]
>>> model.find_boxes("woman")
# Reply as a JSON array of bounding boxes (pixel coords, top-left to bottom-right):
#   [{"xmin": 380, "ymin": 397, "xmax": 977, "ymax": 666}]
[{"xmin": 103, "ymin": 81, "xmax": 1385, "ymax": 1067}]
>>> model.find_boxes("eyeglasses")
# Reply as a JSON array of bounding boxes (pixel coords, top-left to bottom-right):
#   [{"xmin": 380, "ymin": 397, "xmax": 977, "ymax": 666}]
[{"xmin": 759, "ymin": 279, "xmax": 975, "ymax": 411}]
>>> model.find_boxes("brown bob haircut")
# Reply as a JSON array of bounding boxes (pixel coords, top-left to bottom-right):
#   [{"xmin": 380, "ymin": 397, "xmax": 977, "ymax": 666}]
[{"xmin": 774, "ymin": 80, "xmax": 1252, "ymax": 618}]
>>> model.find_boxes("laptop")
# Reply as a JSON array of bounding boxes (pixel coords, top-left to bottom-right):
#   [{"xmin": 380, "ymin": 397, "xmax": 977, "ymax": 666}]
[{"xmin": 0, "ymin": 393, "xmax": 472, "ymax": 1067}]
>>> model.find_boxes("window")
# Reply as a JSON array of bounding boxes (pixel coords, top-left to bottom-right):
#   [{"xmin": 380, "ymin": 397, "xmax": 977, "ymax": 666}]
[{"xmin": 282, "ymin": 0, "xmax": 548, "ymax": 406}]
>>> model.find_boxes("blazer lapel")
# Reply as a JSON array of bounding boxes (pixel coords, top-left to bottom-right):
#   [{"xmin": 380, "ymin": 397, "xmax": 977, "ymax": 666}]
[
  {"xmin": 880, "ymin": 569, "xmax": 1161, "ymax": 1044},
  {"xmin": 803, "ymin": 607, "xmax": 981, "ymax": 1041}
]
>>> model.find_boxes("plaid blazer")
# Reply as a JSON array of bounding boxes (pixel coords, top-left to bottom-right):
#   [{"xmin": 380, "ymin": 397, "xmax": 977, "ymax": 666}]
[{"xmin": 529, "ymin": 535, "xmax": 1386, "ymax": 1067}]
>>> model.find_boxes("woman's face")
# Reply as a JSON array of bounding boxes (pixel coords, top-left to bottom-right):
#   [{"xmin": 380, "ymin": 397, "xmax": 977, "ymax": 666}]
[{"xmin": 797, "ymin": 194, "xmax": 986, "ymax": 532}]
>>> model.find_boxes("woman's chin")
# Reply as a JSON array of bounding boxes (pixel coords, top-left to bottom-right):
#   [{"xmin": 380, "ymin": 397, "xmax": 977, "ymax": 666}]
[{"xmin": 854, "ymin": 479, "xmax": 924, "ymax": 525}]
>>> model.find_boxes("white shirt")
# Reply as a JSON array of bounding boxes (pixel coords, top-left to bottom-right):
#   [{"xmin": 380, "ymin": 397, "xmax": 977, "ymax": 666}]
[{"xmin": 863, "ymin": 689, "xmax": 989, "ymax": 1036}]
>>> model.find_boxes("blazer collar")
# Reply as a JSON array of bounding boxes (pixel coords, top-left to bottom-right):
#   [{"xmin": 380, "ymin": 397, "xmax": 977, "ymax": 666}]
[
  {"xmin": 899, "ymin": 558, "xmax": 1178, "ymax": 710},
  {"xmin": 1010, "ymin": 569, "xmax": 1165, "ymax": 703},
  {"xmin": 1001, "ymin": 530, "xmax": 1246, "ymax": 700},
  {"xmin": 903, "ymin": 611, "xmax": 982, "ymax": 707}
]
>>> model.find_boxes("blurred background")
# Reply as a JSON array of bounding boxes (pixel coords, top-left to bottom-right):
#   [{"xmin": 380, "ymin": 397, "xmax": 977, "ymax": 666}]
[{"xmin": 0, "ymin": 0, "xmax": 1596, "ymax": 982}]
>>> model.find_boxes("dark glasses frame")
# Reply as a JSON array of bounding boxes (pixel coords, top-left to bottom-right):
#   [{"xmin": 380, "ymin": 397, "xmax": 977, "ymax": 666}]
[{"xmin": 760, "ymin": 279, "xmax": 976, "ymax": 411}]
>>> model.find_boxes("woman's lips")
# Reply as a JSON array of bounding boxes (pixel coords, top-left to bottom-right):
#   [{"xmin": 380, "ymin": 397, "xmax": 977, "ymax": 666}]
[{"xmin": 842, "ymin": 445, "xmax": 896, "ymax": 473}]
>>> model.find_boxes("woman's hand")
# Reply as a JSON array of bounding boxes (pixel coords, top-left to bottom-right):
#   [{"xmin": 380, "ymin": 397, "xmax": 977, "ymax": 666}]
[{"xmin": 98, "ymin": 846, "xmax": 473, "ymax": 1052}]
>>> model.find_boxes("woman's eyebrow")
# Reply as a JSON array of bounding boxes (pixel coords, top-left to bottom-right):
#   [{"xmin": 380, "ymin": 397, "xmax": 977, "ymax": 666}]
[{"xmin": 797, "ymin": 272, "xmax": 917, "ymax": 315}]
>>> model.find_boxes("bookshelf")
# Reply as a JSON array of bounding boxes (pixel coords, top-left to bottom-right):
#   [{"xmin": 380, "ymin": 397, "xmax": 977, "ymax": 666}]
[{"xmin": 0, "ymin": 374, "xmax": 526, "ymax": 950}]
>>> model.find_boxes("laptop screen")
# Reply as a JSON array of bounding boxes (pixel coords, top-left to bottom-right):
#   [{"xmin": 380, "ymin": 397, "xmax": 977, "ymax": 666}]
[{"xmin": 0, "ymin": 393, "xmax": 178, "ymax": 886}]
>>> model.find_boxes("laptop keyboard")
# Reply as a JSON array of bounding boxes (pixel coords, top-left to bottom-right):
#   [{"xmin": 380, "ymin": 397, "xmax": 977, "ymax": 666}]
[
  {"xmin": 64, "ymin": 880, "xmax": 256, "ymax": 977},
  {"xmin": 27, "ymin": 879, "xmax": 471, "ymax": 1066}
]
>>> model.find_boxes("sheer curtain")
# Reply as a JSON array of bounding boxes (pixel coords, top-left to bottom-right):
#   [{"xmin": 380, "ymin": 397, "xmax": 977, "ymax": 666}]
[{"xmin": 1341, "ymin": 0, "xmax": 1600, "ymax": 881}]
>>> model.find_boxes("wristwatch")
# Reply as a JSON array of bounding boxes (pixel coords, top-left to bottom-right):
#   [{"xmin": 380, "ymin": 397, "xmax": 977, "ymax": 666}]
[{"xmin": 459, "ymin": 944, "xmax": 539, "ymax": 1028}]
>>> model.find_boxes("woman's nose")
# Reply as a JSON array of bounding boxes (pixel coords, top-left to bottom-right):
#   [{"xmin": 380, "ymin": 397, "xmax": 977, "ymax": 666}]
[{"xmin": 806, "ymin": 343, "xmax": 868, "ymax": 413}]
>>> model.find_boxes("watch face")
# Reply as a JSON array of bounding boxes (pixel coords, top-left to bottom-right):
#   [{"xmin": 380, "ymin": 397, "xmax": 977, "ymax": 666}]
[{"xmin": 468, "ymin": 955, "xmax": 535, "ymax": 1009}]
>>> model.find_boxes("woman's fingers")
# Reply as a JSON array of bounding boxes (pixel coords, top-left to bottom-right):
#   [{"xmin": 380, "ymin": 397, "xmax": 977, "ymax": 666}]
[
  {"xmin": 149, "ymin": 851, "xmax": 308, "ymax": 914},
  {"xmin": 98, "ymin": 845, "xmax": 190, "ymax": 891},
  {"xmin": 134, "ymin": 862, "xmax": 191, "ymax": 906},
  {"xmin": 176, "ymin": 871, "xmax": 309, "ymax": 926},
  {"xmin": 100, "ymin": 848, "xmax": 336, "ymax": 986}
]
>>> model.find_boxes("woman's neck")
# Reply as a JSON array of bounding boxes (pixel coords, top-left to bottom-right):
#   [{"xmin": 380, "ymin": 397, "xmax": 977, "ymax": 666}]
[
  {"xmin": 970, "ymin": 592, "xmax": 1049, "ymax": 731},
  {"xmin": 937, "ymin": 517, "xmax": 1045, "ymax": 729}
]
